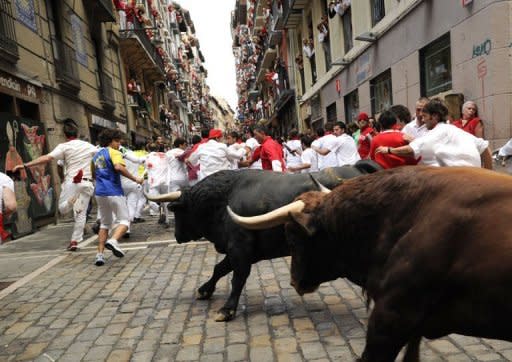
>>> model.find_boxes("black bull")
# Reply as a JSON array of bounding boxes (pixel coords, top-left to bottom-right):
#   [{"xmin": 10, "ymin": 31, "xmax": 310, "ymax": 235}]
[
  {"xmin": 230, "ymin": 166, "xmax": 512, "ymax": 361},
  {"xmin": 149, "ymin": 162, "xmax": 380, "ymax": 321}
]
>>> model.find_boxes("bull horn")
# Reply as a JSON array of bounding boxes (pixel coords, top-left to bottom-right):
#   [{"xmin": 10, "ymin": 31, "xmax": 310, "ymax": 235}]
[
  {"xmin": 309, "ymin": 174, "xmax": 331, "ymax": 194},
  {"xmin": 144, "ymin": 191, "xmax": 182, "ymax": 202},
  {"xmin": 227, "ymin": 200, "xmax": 305, "ymax": 230}
]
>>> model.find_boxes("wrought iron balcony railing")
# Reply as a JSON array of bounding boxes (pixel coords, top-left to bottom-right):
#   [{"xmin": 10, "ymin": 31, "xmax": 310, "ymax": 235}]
[{"xmin": 0, "ymin": 0, "xmax": 19, "ymax": 64}]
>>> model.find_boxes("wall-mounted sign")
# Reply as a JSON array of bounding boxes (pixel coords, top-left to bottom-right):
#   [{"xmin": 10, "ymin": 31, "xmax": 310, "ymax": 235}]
[
  {"xmin": 15, "ymin": 0, "xmax": 37, "ymax": 32},
  {"xmin": 91, "ymin": 114, "xmax": 116, "ymax": 129},
  {"xmin": 0, "ymin": 70, "xmax": 41, "ymax": 101},
  {"xmin": 335, "ymin": 79, "xmax": 341, "ymax": 93}
]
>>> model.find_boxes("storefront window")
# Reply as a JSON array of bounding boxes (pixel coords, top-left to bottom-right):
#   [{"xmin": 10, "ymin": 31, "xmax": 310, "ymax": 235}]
[
  {"xmin": 370, "ymin": 69, "xmax": 392, "ymax": 115},
  {"xmin": 420, "ymin": 33, "xmax": 452, "ymax": 97}
]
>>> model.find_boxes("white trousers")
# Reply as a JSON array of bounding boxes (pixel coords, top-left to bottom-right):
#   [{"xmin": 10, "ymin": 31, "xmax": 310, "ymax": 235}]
[
  {"xmin": 58, "ymin": 181, "xmax": 94, "ymax": 242},
  {"xmin": 148, "ymin": 184, "xmax": 168, "ymax": 220},
  {"xmin": 123, "ymin": 182, "xmax": 142, "ymax": 222},
  {"xmin": 96, "ymin": 195, "xmax": 130, "ymax": 230}
]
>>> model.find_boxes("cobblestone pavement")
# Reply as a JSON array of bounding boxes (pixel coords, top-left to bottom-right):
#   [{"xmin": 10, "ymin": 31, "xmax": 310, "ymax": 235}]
[{"xmin": 1, "ymin": 220, "xmax": 512, "ymax": 361}]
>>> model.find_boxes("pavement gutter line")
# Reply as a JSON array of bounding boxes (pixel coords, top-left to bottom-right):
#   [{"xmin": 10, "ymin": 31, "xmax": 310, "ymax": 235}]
[
  {"xmin": 0, "ymin": 254, "xmax": 68, "ymax": 301},
  {"xmin": 77, "ymin": 234, "xmax": 99, "ymax": 249}
]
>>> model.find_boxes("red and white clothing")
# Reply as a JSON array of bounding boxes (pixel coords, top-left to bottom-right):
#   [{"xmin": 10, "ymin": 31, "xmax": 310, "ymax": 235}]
[
  {"xmin": 451, "ymin": 117, "xmax": 482, "ymax": 136},
  {"xmin": 358, "ymin": 126, "xmax": 375, "ymax": 159},
  {"xmin": 252, "ymin": 136, "xmax": 286, "ymax": 172},
  {"xmin": 284, "ymin": 139, "xmax": 302, "ymax": 171},
  {"xmin": 0, "ymin": 172, "xmax": 14, "ymax": 241},
  {"xmin": 145, "ymin": 151, "xmax": 169, "ymax": 219},
  {"xmin": 228, "ymin": 142, "xmax": 246, "ymax": 170},
  {"xmin": 409, "ymin": 123, "xmax": 488, "ymax": 167},
  {"xmin": 245, "ymin": 137, "xmax": 262, "ymax": 169},
  {"xmin": 166, "ymin": 148, "xmax": 188, "ymax": 191},
  {"xmin": 369, "ymin": 130, "xmax": 419, "ymax": 169},
  {"xmin": 189, "ymin": 140, "xmax": 244, "ymax": 180},
  {"xmin": 49, "ymin": 139, "xmax": 97, "ymax": 242}
]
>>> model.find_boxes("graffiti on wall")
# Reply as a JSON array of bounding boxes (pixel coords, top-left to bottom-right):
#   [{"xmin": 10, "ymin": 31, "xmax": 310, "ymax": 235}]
[{"xmin": 0, "ymin": 113, "xmax": 55, "ymax": 238}]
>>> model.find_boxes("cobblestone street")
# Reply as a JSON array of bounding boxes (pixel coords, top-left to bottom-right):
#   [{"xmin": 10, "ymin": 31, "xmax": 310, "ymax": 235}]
[{"xmin": 1, "ymin": 216, "xmax": 512, "ymax": 361}]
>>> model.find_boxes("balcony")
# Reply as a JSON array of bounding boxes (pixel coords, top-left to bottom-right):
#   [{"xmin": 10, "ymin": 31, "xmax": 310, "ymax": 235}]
[
  {"xmin": 99, "ymin": 72, "xmax": 116, "ymax": 112},
  {"xmin": 271, "ymin": 0, "xmax": 290, "ymax": 31},
  {"xmin": 53, "ymin": 38, "xmax": 81, "ymax": 93},
  {"xmin": 119, "ymin": 17, "xmax": 165, "ymax": 81},
  {"xmin": 285, "ymin": 0, "xmax": 305, "ymax": 28},
  {"xmin": 0, "ymin": 0, "xmax": 19, "ymax": 64},
  {"xmin": 84, "ymin": 0, "xmax": 116, "ymax": 23}
]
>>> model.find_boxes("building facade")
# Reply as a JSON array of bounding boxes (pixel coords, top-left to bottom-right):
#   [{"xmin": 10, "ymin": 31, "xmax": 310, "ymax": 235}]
[
  {"xmin": 282, "ymin": 0, "xmax": 511, "ymax": 148},
  {"xmin": 210, "ymin": 95, "xmax": 236, "ymax": 132},
  {"xmin": 0, "ymin": 0, "xmax": 210, "ymax": 236}
]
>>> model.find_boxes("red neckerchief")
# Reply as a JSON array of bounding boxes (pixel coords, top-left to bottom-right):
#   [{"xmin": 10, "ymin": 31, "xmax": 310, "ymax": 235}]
[{"xmin": 324, "ymin": 131, "xmax": 332, "ymax": 135}]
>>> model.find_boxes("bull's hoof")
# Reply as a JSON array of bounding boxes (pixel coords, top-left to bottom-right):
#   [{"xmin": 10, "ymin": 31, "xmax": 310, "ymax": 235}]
[
  {"xmin": 195, "ymin": 289, "xmax": 213, "ymax": 300},
  {"xmin": 214, "ymin": 308, "xmax": 236, "ymax": 322}
]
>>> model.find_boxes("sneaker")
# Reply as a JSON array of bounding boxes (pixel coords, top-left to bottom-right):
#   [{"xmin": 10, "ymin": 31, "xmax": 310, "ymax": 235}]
[
  {"xmin": 67, "ymin": 241, "xmax": 78, "ymax": 251},
  {"xmin": 95, "ymin": 253, "xmax": 105, "ymax": 266},
  {"xmin": 105, "ymin": 239, "xmax": 125, "ymax": 258}
]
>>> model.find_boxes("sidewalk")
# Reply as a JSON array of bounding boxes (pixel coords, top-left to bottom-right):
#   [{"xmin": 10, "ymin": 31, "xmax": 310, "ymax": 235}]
[{"xmin": 0, "ymin": 220, "xmax": 97, "ymax": 286}]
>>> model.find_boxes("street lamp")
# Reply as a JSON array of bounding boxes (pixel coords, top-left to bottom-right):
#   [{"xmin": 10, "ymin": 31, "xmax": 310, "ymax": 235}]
[
  {"xmin": 355, "ymin": 32, "xmax": 377, "ymax": 42},
  {"xmin": 331, "ymin": 58, "xmax": 351, "ymax": 66}
]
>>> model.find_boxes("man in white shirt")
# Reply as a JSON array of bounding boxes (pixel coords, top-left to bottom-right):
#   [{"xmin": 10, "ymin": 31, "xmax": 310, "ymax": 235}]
[
  {"xmin": 166, "ymin": 138, "xmax": 189, "ymax": 191},
  {"xmin": 284, "ymin": 129, "xmax": 302, "ymax": 173},
  {"xmin": 402, "ymin": 97, "xmax": 429, "ymax": 139},
  {"xmin": 145, "ymin": 143, "xmax": 170, "ymax": 224},
  {"xmin": 244, "ymin": 128, "xmax": 262, "ymax": 169},
  {"xmin": 333, "ymin": 122, "xmax": 360, "ymax": 166},
  {"xmin": 0, "ymin": 172, "xmax": 16, "ymax": 242},
  {"xmin": 287, "ymin": 135, "xmax": 318, "ymax": 173},
  {"xmin": 226, "ymin": 131, "xmax": 247, "ymax": 170},
  {"xmin": 13, "ymin": 119, "xmax": 97, "ymax": 251},
  {"xmin": 120, "ymin": 144, "xmax": 146, "ymax": 237},
  {"xmin": 188, "ymin": 129, "xmax": 245, "ymax": 180},
  {"xmin": 312, "ymin": 122, "xmax": 339, "ymax": 170}
]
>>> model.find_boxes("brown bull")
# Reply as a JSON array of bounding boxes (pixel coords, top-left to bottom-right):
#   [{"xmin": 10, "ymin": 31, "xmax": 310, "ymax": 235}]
[{"xmin": 228, "ymin": 166, "xmax": 512, "ymax": 361}]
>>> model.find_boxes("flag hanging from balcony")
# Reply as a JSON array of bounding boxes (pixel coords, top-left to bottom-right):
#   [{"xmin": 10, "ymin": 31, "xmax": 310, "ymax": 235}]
[
  {"xmin": 71, "ymin": 14, "xmax": 88, "ymax": 67},
  {"xmin": 15, "ymin": 0, "xmax": 37, "ymax": 32}
]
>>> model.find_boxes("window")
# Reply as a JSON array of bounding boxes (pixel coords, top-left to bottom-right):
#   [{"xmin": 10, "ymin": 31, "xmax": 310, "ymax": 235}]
[
  {"xmin": 326, "ymin": 102, "xmax": 337, "ymax": 123},
  {"xmin": 420, "ymin": 33, "xmax": 452, "ymax": 97},
  {"xmin": 370, "ymin": 0, "xmax": 385, "ymax": 27},
  {"xmin": 342, "ymin": 7, "xmax": 353, "ymax": 53},
  {"xmin": 370, "ymin": 69, "xmax": 392, "ymax": 115},
  {"xmin": 344, "ymin": 89, "xmax": 359, "ymax": 123}
]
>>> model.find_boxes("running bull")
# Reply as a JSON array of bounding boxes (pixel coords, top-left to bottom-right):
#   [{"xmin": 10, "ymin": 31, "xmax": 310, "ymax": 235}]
[
  {"xmin": 146, "ymin": 162, "xmax": 380, "ymax": 321},
  {"xmin": 229, "ymin": 166, "xmax": 512, "ymax": 361}
]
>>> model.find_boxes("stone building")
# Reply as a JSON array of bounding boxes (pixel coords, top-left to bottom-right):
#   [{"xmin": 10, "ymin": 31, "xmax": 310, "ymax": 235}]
[
  {"xmin": 210, "ymin": 95, "xmax": 236, "ymax": 132},
  {"xmin": 0, "ymin": 0, "xmax": 210, "ymax": 235},
  {"xmin": 233, "ymin": 0, "xmax": 512, "ymax": 147}
]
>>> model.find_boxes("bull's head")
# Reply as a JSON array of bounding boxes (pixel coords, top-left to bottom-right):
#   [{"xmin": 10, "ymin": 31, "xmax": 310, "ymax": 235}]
[
  {"xmin": 145, "ymin": 190, "xmax": 204, "ymax": 243},
  {"xmin": 227, "ymin": 188, "xmax": 338, "ymax": 296}
]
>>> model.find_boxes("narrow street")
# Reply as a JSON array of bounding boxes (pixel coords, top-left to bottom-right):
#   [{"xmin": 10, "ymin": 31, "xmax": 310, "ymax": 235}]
[{"xmin": 1, "ymin": 213, "xmax": 512, "ymax": 361}]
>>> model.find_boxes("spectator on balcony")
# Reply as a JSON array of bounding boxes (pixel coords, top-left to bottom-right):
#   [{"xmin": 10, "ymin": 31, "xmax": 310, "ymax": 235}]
[
  {"xmin": 114, "ymin": 0, "xmax": 127, "ymax": 30},
  {"xmin": 302, "ymin": 38, "xmax": 317, "ymax": 81}
]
